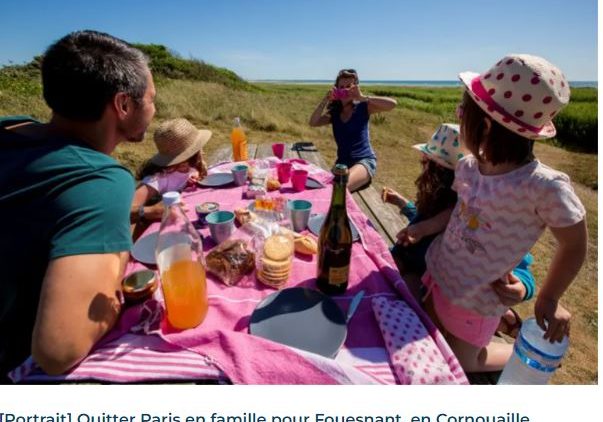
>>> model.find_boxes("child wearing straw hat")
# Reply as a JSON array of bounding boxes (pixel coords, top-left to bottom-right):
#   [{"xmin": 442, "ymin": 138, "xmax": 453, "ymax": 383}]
[
  {"xmin": 382, "ymin": 123, "xmax": 535, "ymax": 339},
  {"xmin": 131, "ymin": 118, "xmax": 212, "ymax": 223},
  {"xmin": 417, "ymin": 54, "xmax": 586, "ymax": 373}
]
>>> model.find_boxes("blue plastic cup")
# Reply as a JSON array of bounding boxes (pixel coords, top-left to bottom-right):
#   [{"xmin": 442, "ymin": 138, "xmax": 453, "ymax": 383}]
[
  {"xmin": 287, "ymin": 199, "xmax": 312, "ymax": 232},
  {"xmin": 231, "ymin": 164, "xmax": 248, "ymax": 186},
  {"xmin": 206, "ymin": 210, "xmax": 235, "ymax": 244}
]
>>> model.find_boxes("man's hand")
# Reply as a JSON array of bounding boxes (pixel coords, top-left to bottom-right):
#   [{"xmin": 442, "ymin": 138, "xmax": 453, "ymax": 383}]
[{"xmin": 492, "ymin": 272, "xmax": 527, "ymax": 306}]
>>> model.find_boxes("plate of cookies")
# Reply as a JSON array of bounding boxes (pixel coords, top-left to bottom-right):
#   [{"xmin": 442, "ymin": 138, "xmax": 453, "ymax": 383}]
[{"xmin": 255, "ymin": 232, "xmax": 294, "ymax": 289}]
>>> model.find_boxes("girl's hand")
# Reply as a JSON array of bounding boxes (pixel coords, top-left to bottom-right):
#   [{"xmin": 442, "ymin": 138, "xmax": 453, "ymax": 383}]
[
  {"xmin": 144, "ymin": 202, "xmax": 165, "ymax": 221},
  {"xmin": 381, "ymin": 187, "xmax": 408, "ymax": 208},
  {"xmin": 534, "ymin": 296, "xmax": 571, "ymax": 343},
  {"xmin": 396, "ymin": 224, "xmax": 424, "ymax": 246},
  {"xmin": 492, "ymin": 272, "xmax": 527, "ymax": 306}
]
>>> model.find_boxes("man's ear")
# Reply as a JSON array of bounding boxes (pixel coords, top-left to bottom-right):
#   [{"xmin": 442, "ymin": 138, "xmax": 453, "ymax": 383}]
[{"xmin": 113, "ymin": 92, "xmax": 130, "ymax": 119}]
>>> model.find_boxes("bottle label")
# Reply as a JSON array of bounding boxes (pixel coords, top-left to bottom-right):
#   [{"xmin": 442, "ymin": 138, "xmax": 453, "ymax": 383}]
[{"xmin": 328, "ymin": 265, "xmax": 349, "ymax": 286}]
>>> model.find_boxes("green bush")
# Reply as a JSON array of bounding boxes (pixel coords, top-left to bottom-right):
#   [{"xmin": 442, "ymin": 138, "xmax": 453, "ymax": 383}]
[
  {"xmin": 552, "ymin": 89, "xmax": 598, "ymax": 152},
  {"xmin": 132, "ymin": 44, "xmax": 253, "ymax": 90}
]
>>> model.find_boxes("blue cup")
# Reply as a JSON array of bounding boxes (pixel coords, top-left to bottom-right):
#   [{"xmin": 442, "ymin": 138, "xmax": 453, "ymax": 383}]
[
  {"xmin": 231, "ymin": 164, "xmax": 248, "ymax": 186},
  {"xmin": 287, "ymin": 199, "xmax": 312, "ymax": 232},
  {"xmin": 205, "ymin": 210, "xmax": 235, "ymax": 244}
]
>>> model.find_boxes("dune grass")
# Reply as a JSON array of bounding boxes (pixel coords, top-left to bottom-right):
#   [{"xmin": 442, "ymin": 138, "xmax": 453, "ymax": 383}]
[{"xmin": 0, "ymin": 74, "xmax": 597, "ymax": 384}]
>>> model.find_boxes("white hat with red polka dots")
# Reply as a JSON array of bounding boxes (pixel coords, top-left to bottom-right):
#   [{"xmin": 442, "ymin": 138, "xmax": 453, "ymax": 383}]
[{"xmin": 459, "ymin": 54, "xmax": 570, "ymax": 140}]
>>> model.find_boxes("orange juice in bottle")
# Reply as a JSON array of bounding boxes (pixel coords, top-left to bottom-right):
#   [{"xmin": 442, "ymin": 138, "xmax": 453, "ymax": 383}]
[
  {"xmin": 156, "ymin": 192, "xmax": 208, "ymax": 330},
  {"xmin": 160, "ymin": 260, "xmax": 208, "ymax": 329},
  {"xmin": 231, "ymin": 117, "xmax": 248, "ymax": 161}
]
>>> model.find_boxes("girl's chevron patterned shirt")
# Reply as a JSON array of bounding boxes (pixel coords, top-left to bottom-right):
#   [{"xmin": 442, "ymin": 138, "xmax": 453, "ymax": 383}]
[{"xmin": 425, "ymin": 155, "xmax": 585, "ymax": 317}]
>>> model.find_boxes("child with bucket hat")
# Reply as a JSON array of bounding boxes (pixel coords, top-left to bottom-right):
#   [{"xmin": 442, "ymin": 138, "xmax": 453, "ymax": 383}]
[
  {"xmin": 382, "ymin": 124, "xmax": 535, "ymax": 339},
  {"xmin": 131, "ymin": 118, "xmax": 212, "ymax": 223},
  {"xmin": 418, "ymin": 55, "xmax": 586, "ymax": 373}
]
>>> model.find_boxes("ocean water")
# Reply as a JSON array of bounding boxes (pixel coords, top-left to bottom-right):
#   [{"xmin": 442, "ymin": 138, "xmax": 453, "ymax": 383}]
[{"xmin": 253, "ymin": 79, "xmax": 598, "ymax": 88}]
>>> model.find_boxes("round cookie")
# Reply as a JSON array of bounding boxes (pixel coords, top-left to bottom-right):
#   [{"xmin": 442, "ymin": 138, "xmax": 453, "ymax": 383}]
[
  {"xmin": 263, "ymin": 235, "xmax": 293, "ymax": 261},
  {"xmin": 257, "ymin": 269, "xmax": 288, "ymax": 288},
  {"xmin": 261, "ymin": 256, "xmax": 291, "ymax": 273}
]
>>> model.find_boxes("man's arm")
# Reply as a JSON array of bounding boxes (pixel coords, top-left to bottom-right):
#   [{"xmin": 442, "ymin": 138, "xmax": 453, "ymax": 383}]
[{"xmin": 31, "ymin": 251, "xmax": 128, "ymax": 375}]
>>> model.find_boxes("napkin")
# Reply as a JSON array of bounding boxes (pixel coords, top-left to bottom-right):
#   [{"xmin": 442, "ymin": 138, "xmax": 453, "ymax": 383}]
[{"xmin": 372, "ymin": 296, "xmax": 466, "ymax": 384}]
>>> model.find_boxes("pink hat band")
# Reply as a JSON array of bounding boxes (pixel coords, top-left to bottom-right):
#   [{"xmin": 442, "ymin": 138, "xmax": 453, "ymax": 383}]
[{"xmin": 471, "ymin": 77, "xmax": 544, "ymax": 135}]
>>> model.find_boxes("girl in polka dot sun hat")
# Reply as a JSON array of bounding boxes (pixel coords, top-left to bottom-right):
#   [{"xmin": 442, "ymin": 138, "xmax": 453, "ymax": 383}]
[
  {"xmin": 382, "ymin": 123, "xmax": 535, "ymax": 339},
  {"xmin": 419, "ymin": 54, "xmax": 587, "ymax": 374}
]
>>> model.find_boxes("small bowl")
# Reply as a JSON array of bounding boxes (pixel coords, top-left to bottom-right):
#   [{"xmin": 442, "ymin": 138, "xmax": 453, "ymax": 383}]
[{"xmin": 122, "ymin": 270, "xmax": 158, "ymax": 303}]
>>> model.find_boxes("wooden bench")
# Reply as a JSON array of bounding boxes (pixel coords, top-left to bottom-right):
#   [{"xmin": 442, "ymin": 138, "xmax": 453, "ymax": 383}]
[{"xmin": 208, "ymin": 142, "xmax": 503, "ymax": 385}]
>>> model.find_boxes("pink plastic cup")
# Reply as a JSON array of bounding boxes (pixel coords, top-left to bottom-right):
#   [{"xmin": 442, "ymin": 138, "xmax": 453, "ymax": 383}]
[
  {"xmin": 291, "ymin": 169, "xmax": 308, "ymax": 192},
  {"xmin": 272, "ymin": 143, "xmax": 285, "ymax": 159},
  {"xmin": 277, "ymin": 162, "xmax": 292, "ymax": 183}
]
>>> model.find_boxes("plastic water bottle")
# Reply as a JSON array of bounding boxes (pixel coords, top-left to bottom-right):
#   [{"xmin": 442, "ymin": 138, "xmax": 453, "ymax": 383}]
[{"xmin": 497, "ymin": 317, "xmax": 569, "ymax": 384}]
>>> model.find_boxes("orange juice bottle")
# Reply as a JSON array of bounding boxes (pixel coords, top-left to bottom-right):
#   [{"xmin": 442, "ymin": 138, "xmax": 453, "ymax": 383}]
[
  {"xmin": 160, "ymin": 260, "xmax": 208, "ymax": 329},
  {"xmin": 156, "ymin": 192, "xmax": 208, "ymax": 330},
  {"xmin": 231, "ymin": 117, "xmax": 248, "ymax": 161}
]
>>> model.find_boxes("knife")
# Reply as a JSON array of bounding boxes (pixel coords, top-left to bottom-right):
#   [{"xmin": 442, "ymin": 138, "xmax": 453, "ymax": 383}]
[{"xmin": 346, "ymin": 290, "xmax": 366, "ymax": 323}]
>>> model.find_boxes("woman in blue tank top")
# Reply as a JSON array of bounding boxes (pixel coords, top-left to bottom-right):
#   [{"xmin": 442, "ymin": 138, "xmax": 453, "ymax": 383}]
[{"xmin": 309, "ymin": 69, "xmax": 397, "ymax": 191}]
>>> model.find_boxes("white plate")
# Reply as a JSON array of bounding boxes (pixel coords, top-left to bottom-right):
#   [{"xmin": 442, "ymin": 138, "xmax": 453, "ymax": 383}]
[
  {"xmin": 131, "ymin": 231, "xmax": 159, "ymax": 265},
  {"xmin": 198, "ymin": 173, "xmax": 234, "ymax": 187},
  {"xmin": 131, "ymin": 231, "xmax": 193, "ymax": 265},
  {"xmin": 307, "ymin": 213, "xmax": 360, "ymax": 242},
  {"xmin": 249, "ymin": 287, "xmax": 347, "ymax": 358}
]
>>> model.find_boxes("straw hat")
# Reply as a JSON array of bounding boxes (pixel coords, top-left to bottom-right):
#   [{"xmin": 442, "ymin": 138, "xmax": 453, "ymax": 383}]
[
  {"xmin": 412, "ymin": 123, "xmax": 468, "ymax": 170},
  {"xmin": 459, "ymin": 54, "xmax": 570, "ymax": 139},
  {"xmin": 150, "ymin": 118, "xmax": 212, "ymax": 166}
]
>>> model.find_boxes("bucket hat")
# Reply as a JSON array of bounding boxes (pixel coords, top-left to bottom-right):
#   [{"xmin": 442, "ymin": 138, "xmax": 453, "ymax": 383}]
[
  {"xmin": 151, "ymin": 118, "xmax": 212, "ymax": 166},
  {"xmin": 412, "ymin": 123, "xmax": 468, "ymax": 170},
  {"xmin": 459, "ymin": 54, "xmax": 570, "ymax": 139}
]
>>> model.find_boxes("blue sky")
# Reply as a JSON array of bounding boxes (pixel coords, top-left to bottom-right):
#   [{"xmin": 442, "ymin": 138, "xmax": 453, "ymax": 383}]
[{"xmin": 0, "ymin": 0, "xmax": 597, "ymax": 80}]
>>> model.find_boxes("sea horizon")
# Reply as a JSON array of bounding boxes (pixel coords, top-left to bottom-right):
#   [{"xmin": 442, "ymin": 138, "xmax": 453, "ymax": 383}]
[{"xmin": 251, "ymin": 79, "xmax": 598, "ymax": 88}]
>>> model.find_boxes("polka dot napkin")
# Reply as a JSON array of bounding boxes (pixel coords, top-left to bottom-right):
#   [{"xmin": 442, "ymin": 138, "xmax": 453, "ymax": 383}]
[{"xmin": 372, "ymin": 296, "xmax": 462, "ymax": 385}]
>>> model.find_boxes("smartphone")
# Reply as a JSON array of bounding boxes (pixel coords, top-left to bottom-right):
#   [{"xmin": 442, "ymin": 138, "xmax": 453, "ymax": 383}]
[{"xmin": 333, "ymin": 88, "xmax": 349, "ymax": 100}]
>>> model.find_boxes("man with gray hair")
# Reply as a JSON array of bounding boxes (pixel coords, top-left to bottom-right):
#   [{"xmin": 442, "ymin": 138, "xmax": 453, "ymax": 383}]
[{"xmin": 0, "ymin": 30, "xmax": 156, "ymax": 380}]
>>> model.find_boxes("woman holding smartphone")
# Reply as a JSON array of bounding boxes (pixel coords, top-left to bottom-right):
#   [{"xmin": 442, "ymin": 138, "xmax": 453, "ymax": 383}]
[{"xmin": 309, "ymin": 69, "xmax": 397, "ymax": 191}]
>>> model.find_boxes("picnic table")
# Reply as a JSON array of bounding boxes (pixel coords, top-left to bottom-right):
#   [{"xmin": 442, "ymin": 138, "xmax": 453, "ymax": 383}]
[
  {"xmin": 10, "ymin": 142, "xmax": 478, "ymax": 385},
  {"xmin": 209, "ymin": 142, "xmax": 408, "ymax": 248},
  {"xmin": 208, "ymin": 142, "xmax": 504, "ymax": 385}
]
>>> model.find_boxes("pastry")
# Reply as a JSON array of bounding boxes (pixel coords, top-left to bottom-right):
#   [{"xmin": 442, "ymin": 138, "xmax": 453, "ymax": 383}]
[
  {"xmin": 234, "ymin": 207, "xmax": 253, "ymax": 225},
  {"xmin": 266, "ymin": 178, "xmax": 281, "ymax": 191},
  {"xmin": 294, "ymin": 235, "xmax": 318, "ymax": 255},
  {"xmin": 206, "ymin": 239, "xmax": 255, "ymax": 286}
]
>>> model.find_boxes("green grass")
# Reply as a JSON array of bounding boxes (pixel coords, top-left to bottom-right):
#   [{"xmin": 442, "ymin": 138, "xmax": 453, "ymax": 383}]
[{"xmin": 0, "ymin": 51, "xmax": 597, "ymax": 384}]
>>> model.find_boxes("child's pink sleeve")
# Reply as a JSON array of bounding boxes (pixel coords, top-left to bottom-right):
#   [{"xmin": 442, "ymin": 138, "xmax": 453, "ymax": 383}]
[{"xmin": 535, "ymin": 177, "xmax": 585, "ymax": 228}]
